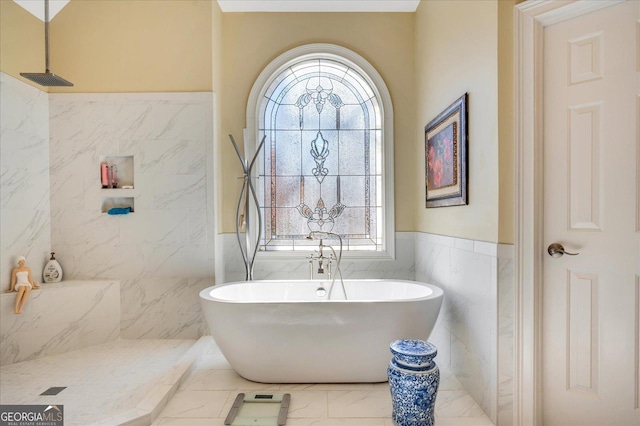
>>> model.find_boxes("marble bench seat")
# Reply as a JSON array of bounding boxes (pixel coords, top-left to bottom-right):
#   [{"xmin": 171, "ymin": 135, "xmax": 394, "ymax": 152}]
[{"xmin": 0, "ymin": 280, "xmax": 120, "ymax": 366}]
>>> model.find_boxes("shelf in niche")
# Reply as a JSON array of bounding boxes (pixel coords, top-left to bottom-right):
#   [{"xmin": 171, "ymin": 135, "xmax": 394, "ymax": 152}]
[
  {"xmin": 100, "ymin": 155, "xmax": 134, "ymax": 189},
  {"xmin": 99, "ymin": 188, "xmax": 137, "ymax": 196},
  {"xmin": 101, "ymin": 197, "xmax": 135, "ymax": 214}
]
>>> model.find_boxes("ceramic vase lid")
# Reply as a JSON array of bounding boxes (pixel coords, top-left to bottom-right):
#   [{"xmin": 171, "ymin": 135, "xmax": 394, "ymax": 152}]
[{"xmin": 389, "ymin": 340, "xmax": 437, "ymax": 368}]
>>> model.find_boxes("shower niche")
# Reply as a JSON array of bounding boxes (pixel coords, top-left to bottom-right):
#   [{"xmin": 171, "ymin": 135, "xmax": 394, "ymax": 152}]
[
  {"xmin": 100, "ymin": 155, "xmax": 135, "ymax": 214},
  {"xmin": 100, "ymin": 196, "xmax": 135, "ymax": 214},
  {"xmin": 100, "ymin": 155, "xmax": 134, "ymax": 189}
]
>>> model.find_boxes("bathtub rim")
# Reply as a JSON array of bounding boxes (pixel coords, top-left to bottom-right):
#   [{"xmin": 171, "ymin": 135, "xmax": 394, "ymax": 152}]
[{"xmin": 199, "ymin": 279, "xmax": 443, "ymax": 304}]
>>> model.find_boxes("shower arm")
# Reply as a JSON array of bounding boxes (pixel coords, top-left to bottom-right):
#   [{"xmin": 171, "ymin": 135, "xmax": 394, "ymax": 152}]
[{"xmin": 44, "ymin": 0, "xmax": 50, "ymax": 72}]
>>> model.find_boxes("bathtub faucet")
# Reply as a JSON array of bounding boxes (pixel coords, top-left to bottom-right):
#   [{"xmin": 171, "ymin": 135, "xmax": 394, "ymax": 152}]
[
  {"xmin": 306, "ymin": 231, "xmax": 341, "ymax": 278},
  {"xmin": 305, "ymin": 231, "xmax": 347, "ymax": 299},
  {"xmin": 307, "ymin": 246, "xmax": 331, "ymax": 278}
]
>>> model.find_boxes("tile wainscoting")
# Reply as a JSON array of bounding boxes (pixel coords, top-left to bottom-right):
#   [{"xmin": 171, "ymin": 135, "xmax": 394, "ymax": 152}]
[
  {"xmin": 497, "ymin": 245, "xmax": 514, "ymax": 426},
  {"xmin": 216, "ymin": 232, "xmax": 416, "ymax": 283},
  {"xmin": 415, "ymin": 232, "xmax": 514, "ymax": 425}
]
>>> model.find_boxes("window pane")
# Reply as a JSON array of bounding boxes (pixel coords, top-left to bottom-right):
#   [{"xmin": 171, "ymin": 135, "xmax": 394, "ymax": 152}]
[
  {"xmin": 274, "ymin": 131, "xmax": 301, "ymax": 176},
  {"xmin": 265, "ymin": 69, "xmax": 297, "ymax": 103},
  {"xmin": 275, "ymin": 176, "xmax": 301, "ymax": 207},
  {"xmin": 275, "ymin": 104, "xmax": 303, "ymax": 130},
  {"xmin": 259, "ymin": 55, "xmax": 384, "ymax": 251},
  {"xmin": 339, "ymin": 130, "xmax": 366, "ymax": 175}
]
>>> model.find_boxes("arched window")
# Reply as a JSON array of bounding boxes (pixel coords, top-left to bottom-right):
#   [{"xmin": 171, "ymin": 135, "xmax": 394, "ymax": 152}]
[{"xmin": 246, "ymin": 44, "xmax": 394, "ymax": 257}]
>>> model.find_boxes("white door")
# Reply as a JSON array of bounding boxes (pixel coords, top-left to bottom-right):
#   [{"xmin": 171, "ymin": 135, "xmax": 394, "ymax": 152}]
[{"xmin": 542, "ymin": 1, "xmax": 640, "ymax": 425}]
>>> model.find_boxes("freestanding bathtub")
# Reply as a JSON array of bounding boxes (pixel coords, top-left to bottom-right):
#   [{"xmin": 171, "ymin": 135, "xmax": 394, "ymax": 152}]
[{"xmin": 199, "ymin": 279, "xmax": 443, "ymax": 383}]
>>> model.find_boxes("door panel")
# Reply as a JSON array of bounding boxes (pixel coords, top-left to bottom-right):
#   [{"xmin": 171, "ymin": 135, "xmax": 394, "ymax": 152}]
[{"xmin": 542, "ymin": 1, "xmax": 640, "ymax": 424}]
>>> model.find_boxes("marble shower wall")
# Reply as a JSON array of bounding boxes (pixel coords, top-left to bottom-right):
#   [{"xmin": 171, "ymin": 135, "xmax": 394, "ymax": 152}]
[
  {"xmin": 0, "ymin": 280, "xmax": 120, "ymax": 366},
  {"xmin": 415, "ymin": 232, "xmax": 500, "ymax": 423},
  {"xmin": 218, "ymin": 232, "xmax": 415, "ymax": 283},
  {"xmin": 49, "ymin": 92, "xmax": 215, "ymax": 339},
  {"xmin": 0, "ymin": 73, "xmax": 51, "ymax": 285}
]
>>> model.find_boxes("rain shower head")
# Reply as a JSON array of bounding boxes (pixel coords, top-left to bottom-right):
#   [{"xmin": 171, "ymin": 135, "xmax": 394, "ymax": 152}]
[
  {"xmin": 20, "ymin": 72, "xmax": 73, "ymax": 87},
  {"xmin": 20, "ymin": 0, "xmax": 73, "ymax": 87}
]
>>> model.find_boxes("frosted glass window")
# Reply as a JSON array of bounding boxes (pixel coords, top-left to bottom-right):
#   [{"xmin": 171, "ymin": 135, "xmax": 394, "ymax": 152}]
[{"xmin": 257, "ymin": 56, "xmax": 386, "ymax": 252}]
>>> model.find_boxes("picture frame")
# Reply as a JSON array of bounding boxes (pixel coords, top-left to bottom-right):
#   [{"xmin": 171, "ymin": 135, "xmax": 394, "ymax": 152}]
[{"xmin": 424, "ymin": 93, "xmax": 468, "ymax": 208}]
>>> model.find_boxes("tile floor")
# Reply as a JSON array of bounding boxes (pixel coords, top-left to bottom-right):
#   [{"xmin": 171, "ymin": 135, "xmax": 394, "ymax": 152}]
[
  {"xmin": 153, "ymin": 341, "xmax": 494, "ymax": 426},
  {"xmin": 0, "ymin": 337, "xmax": 494, "ymax": 426},
  {"xmin": 0, "ymin": 339, "xmax": 195, "ymax": 426}
]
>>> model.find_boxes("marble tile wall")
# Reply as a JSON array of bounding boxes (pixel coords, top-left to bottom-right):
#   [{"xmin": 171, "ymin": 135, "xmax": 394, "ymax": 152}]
[
  {"xmin": 497, "ymin": 245, "xmax": 514, "ymax": 426},
  {"xmin": 0, "ymin": 73, "xmax": 51, "ymax": 285},
  {"xmin": 48, "ymin": 92, "xmax": 215, "ymax": 339},
  {"xmin": 414, "ymin": 232, "xmax": 499, "ymax": 424},
  {"xmin": 0, "ymin": 280, "xmax": 120, "ymax": 366},
  {"xmin": 217, "ymin": 232, "xmax": 415, "ymax": 283}
]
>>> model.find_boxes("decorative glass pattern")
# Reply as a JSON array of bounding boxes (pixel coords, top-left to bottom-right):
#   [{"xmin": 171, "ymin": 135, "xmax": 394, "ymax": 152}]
[{"xmin": 258, "ymin": 58, "xmax": 383, "ymax": 251}]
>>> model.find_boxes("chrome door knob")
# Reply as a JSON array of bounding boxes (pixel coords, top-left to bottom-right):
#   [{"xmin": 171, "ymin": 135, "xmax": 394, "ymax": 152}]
[{"xmin": 547, "ymin": 243, "xmax": 580, "ymax": 258}]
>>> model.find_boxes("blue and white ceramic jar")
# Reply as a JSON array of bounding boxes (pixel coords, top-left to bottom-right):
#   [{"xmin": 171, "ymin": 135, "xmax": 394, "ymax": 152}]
[{"xmin": 388, "ymin": 339, "xmax": 439, "ymax": 426}]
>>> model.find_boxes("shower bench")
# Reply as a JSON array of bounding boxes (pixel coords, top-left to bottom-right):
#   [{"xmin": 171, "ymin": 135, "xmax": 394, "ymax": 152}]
[{"xmin": 0, "ymin": 280, "xmax": 120, "ymax": 366}]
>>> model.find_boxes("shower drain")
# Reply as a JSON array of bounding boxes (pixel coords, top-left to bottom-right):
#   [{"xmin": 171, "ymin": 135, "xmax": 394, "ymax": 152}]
[{"xmin": 40, "ymin": 387, "xmax": 66, "ymax": 396}]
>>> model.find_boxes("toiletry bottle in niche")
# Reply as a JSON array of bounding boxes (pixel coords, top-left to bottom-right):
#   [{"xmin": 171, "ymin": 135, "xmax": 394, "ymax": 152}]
[
  {"xmin": 43, "ymin": 252, "xmax": 63, "ymax": 283},
  {"xmin": 110, "ymin": 164, "xmax": 118, "ymax": 188},
  {"xmin": 101, "ymin": 162, "xmax": 109, "ymax": 188}
]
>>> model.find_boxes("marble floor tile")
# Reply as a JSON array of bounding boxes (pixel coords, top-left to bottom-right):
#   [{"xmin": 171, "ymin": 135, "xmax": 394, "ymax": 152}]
[
  {"xmin": 282, "ymin": 391, "xmax": 328, "ymax": 419},
  {"xmin": 435, "ymin": 417, "xmax": 495, "ymax": 425},
  {"xmin": 435, "ymin": 390, "xmax": 489, "ymax": 418},
  {"xmin": 158, "ymin": 390, "xmax": 230, "ymax": 418},
  {"xmin": 0, "ymin": 339, "xmax": 195, "ymax": 426},
  {"xmin": 155, "ymin": 343, "xmax": 494, "ymax": 425},
  {"xmin": 328, "ymin": 390, "xmax": 393, "ymax": 418},
  {"xmin": 286, "ymin": 419, "xmax": 389, "ymax": 426},
  {"xmin": 152, "ymin": 418, "xmax": 222, "ymax": 426},
  {"xmin": 1, "ymin": 339, "xmax": 494, "ymax": 426},
  {"xmin": 278, "ymin": 382, "xmax": 378, "ymax": 391}
]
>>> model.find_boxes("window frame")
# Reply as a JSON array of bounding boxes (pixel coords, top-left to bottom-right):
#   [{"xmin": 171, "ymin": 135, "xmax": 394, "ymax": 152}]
[{"xmin": 245, "ymin": 43, "xmax": 395, "ymax": 260}]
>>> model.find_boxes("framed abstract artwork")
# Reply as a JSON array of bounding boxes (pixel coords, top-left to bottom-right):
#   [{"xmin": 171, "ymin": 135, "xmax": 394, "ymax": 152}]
[{"xmin": 424, "ymin": 93, "xmax": 468, "ymax": 208}]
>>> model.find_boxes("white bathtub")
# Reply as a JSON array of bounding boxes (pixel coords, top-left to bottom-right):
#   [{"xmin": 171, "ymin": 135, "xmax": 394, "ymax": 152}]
[{"xmin": 199, "ymin": 279, "xmax": 443, "ymax": 383}]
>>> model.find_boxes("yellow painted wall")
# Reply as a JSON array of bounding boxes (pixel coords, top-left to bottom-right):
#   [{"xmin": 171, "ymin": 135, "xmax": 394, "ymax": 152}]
[
  {"xmin": 18, "ymin": 0, "xmax": 213, "ymax": 93},
  {"xmin": 212, "ymin": 1, "xmax": 223, "ymax": 95},
  {"xmin": 219, "ymin": 12, "xmax": 416, "ymax": 233},
  {"xmin": 0, "ymin": 0, "xmax": 47, "ymax": 91},
  {"xmin": 2, "ymin": 0, "xmax": 519, "ymax": 242},
  {"xmin": 212, "ymin": 0, "xmax": 224, "ymax": 231},
  {"xmin": 415, "ymin": 0, "xmax": 500, "ymax": 242},
  {"xmin": 498, "ymin": 0, "xmax": 518, "ymax": 244}
]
